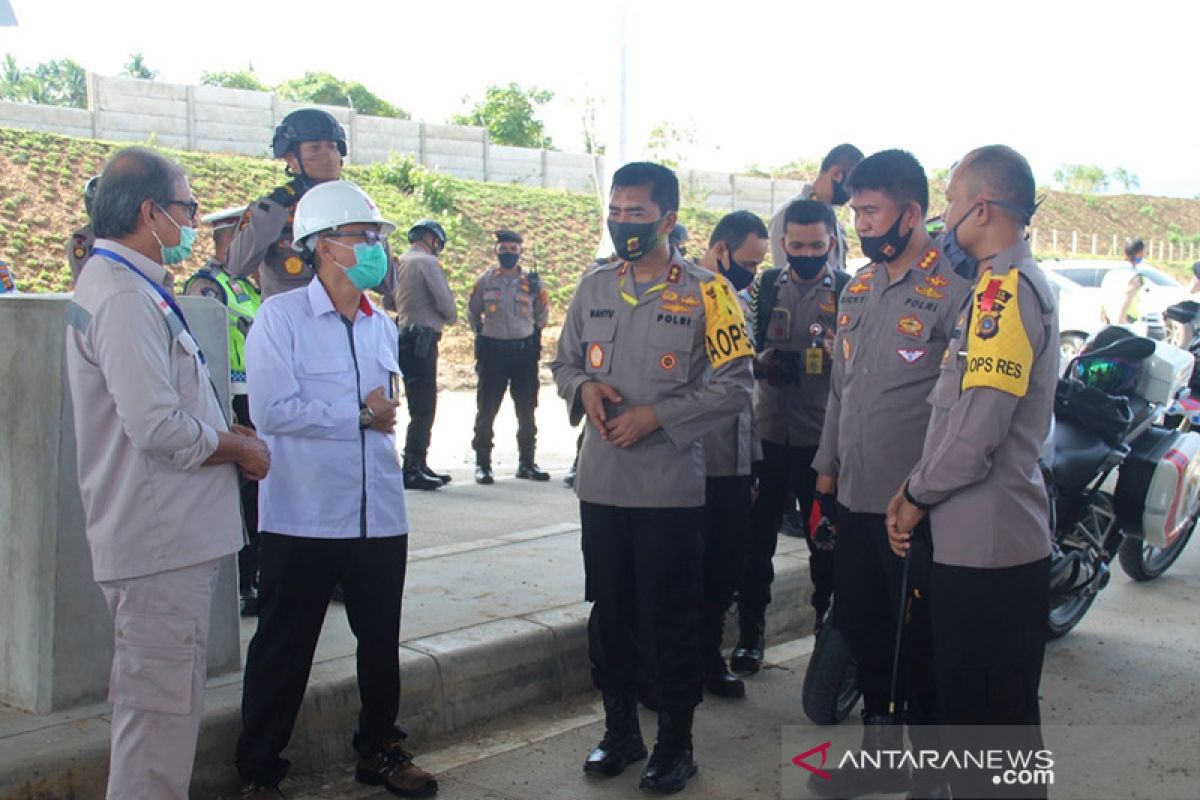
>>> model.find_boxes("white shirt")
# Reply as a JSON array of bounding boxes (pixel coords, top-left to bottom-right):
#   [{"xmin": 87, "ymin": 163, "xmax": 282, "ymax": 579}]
[{"xmin": 247, "ymin": 278, "xmax": 408, "ymax": 539}]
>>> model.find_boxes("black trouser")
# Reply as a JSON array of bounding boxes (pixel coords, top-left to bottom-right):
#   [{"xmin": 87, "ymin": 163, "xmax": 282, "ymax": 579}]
[
  {"xmin": 580, "ymin": 501, "xmax": 705, "ymax": 713},
  {"xmin": 399, "ymin": 333, "xmax": 438, "ymax": 462},
  {"xmin": 235, "ymin": 533, "xmax": 409, "ymax": 786},
  {"xmin": 740, "ymin": 441, "xmax": 830, "ymax": 635},
  {"xmin": 701, "ymin": 476, "xmax": 751, "ymax": 670},
  {"xmin": 471, "ymin": 336, "xmax": 540, "ymax": 463},
  {"xmin": 232, "ymin": 394, "xmax": 260, "ymax": 593},
  {"xmin": 833, "ymin": 508, "xmax": 936, "ymax": 724},
  {"xmin": 930, "ymin": 557, "xmax": 1050, "ymax": 799}
]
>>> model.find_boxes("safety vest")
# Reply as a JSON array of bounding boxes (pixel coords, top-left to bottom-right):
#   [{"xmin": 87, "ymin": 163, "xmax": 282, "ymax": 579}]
[{"xmin": 184, "ymin": 267, "xmax": 262, "ymax": 389}]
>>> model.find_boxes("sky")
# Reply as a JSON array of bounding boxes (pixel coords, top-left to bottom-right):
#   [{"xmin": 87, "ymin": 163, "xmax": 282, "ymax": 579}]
[{"xmin": 2, "ymin": 0, "xmax": 1197, "ymax": 198}]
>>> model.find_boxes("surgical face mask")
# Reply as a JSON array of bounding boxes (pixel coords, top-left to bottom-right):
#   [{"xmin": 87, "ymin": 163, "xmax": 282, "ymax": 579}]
[
  {"xmin": 786, "ymin": 253, "xmax": 828, "ymax": 280},
  {"xmin": 328, "ymin": 239, "xmax": 389, "ymax": 290},
  {"xmin": 152, "ymin": 204, "xmax": 198, "ymax": 265},
  {"xmin": 498, "ymin": 252, "xmax": 520, "ymax": 270},
  {"xmin": 719, "ymin": 248, "xmax": 755, "ymax": 291},
  {"xmin": 830, "ymin": 177, "xmax": 851, "ymax": 206},
  {"xmin": 607, "ymin": 217, "xmax": 664, "ymax": 261},
  {"xmin": 859, "ymin": 208, "xmax": 913, "ymax": 263}
]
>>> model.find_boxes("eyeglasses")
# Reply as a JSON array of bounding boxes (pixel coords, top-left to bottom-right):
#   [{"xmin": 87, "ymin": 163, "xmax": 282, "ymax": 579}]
[
  {"xmin": 324, "ymin": 229, "xmax": 388, "ymax": 246},
  {"xmin": 163, "ymin": 199, "xmax": 200, "ymax": 221}
]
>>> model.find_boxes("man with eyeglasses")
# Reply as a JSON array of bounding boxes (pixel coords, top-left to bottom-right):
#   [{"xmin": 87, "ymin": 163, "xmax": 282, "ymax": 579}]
[
  {"xmin": 235, "ymin": 181, "xmax": 438, "ymax": 799},
  {"xmin": 225, "ymin": 108, "xmax": 397, "ymax": 303},
  {"xmin": 65, "ymin": 147, "xmax": 271, "ymax": 799}
]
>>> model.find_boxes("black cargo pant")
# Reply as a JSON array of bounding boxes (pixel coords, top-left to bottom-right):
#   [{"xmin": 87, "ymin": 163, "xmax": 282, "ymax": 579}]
[
  {"xmin": 833, "ymin": 508, "xmax": 936, "ymax": 724},
  {"xmin": 580, "ymin": 502, "xmax": 705, "ymax": 713},
  {"xmin": 931, "ymin": 557, "xmax": 1050, "ymax": 799},
  {"xmin": 398, "ymin": 329, "xmax": 439, "ymax": 462},
  {"xmin": 471, "ymin": 335, "xmax": 539, "ymax": 463},
  {"xmin": 235, "ymin": 533, "xmax": 409, "ymax": 787},
  {"xmin": 739, "ymin": 441, "xmax": 831, "ymax": 638},
  {"xmin": 232, "ymin": 394, "xmax": 260, "ymax": 594},
  {"xmin": 702, "ymin": 476, "xmax": 752, "ymax": 670}
]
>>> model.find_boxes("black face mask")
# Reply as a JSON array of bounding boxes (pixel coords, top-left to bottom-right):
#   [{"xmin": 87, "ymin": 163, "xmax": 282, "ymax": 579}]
[
  {"xmin": 608, "ymin": 217, "xmax": 663, "ymax": 261},
  {"xmin": 786, "ymin": 253, "xmax": 828, "ymax": 280},
  {"xmin": 860, "ymin": 209, "xmax": 913, "ymax": 263},
  {"xmin": 497, "ymin": 252, "xmax": 520, "ymax": 270},
  {"xmin": 830, "ymin": 177, "xmax": 850, "ymax": 206},
  {"xmin": 720, "ymin": 249, "xmax": 756, "ymax": 290},
  {"xmin": 941, "ymin": 204, "xmax": 981, "ymax": 277}
]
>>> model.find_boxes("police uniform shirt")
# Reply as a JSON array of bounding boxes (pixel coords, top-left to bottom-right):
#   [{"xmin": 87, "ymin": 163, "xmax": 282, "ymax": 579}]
[
  {"xmin": 702, "ymin": 290, "xmax": 756, "ymax": 477},
  {"xmin": 550, "ymin": 252, "xmax": 754, "ymax": 508},
  {"xmin": 67, "ymin": 224, "xmax": 96, "ymax": 281},
  {"xmin": 905, "ymin": 239, "xmax": 1058, "ymax": 568},
  {"xmin": 812, "ymin": 245, "xmax": 972, "ymax": 514},
  {"xmin": 768, "ymin": 184, "xmax": 849, "ymax": 272},
  {"xmin": 225, "ymin": 184, "xmax": 397, "ymax": 300},
  {"xmin": 468, "ymin": 267, "xmax": 549, "ymax": 338},
  {"xmin": 752, "ymin": 265, "xmax": 840, "ymax": 447},
  {"xmin": 394, "ymin": 246, "xmax": 457, "ymax": 331}
]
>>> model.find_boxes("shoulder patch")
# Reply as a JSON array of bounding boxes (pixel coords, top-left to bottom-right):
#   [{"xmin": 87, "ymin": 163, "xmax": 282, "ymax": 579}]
[
  {"xmin": 702, "ymin": 277, "xmax": 753, "ymax": 368},
  {"xmin": 962, "ymin": 268, "xmax": 1032, "ymax": 397}
]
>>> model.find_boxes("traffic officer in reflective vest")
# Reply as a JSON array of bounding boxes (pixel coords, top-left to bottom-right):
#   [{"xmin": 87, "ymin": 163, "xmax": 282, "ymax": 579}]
[
  {"xmin": 551, "ymin": 162, "xmax": 753, "ymax": 794},
  {"xmin": 468, "ymin": 229, "xmax": 551, "ymax": 483},
  {"xmin": 888, "ymin": 145, "xmax": 1056, "ymax": 800},
  {"xmin": 809, "ymin": 149, "xmax": 971, "ymax": 799},
  {"xmin": 183, "ymin": 205, "xmax": 264, "ymax": 616},
  {"xmin": 734, "ymin": 199, "xmax": 846, "ymax": 677},
  {"xmin": 66, "ymin": 175, "xmax": 99, "ymax": 282},
  {"xmin": 225, "ymin": 108, "xmax": 396, "ymax": 302}
]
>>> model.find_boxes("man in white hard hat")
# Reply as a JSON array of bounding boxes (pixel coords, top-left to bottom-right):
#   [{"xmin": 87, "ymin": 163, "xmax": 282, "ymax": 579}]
[{"xmin": 235, "ymin": 181, "xmax": 438, "ymax": 799}]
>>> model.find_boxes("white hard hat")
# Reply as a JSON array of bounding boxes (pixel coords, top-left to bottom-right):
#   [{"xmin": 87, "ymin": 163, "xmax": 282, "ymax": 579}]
[{"xmin": 291, "ymin": 180, "xmax": 396, "ymax": 251}]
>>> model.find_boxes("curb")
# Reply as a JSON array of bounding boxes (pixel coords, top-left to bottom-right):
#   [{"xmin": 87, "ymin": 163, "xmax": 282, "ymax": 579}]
[{"xmin": 0, "ymin": 551, "xmax": 814, "ymax": 799}]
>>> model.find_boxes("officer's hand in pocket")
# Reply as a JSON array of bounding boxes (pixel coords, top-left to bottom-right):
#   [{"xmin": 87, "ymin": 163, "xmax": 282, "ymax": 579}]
[
  {"xmin": 365, "ymin": 386, "xmax": 400, "ymax": 433},
  {"xmin": 581, "ymin": 381, "xmax": 623, "ymax": 439},
  {"xmin": 233, "ymin": 426, "xmax": 271, "ymax": 481}
]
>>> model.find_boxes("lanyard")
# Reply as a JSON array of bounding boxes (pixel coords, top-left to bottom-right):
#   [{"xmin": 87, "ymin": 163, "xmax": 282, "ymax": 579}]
[
  {"xmin": 93, "ymin": 248, "xmax": 206, "ymax": 364},
  {"xmin": 618, "ymin": 267, "xmax": 668, "ymax": 307}
]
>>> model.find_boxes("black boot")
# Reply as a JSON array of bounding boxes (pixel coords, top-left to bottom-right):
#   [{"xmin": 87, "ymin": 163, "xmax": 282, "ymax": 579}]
[
  {"xmin": 403, "ymin": 455, "xmax": 441, "ymax": 491},
  {"xmin": 702, "ymin": 656, "xmax": 745, "ymax": 699},
  {"xmin": 516, "ymin": 460, "xmax": 550, "ymax": 481},
  {"xmin": 563, "ymin": 457, "xmax": 577, "ymax": 487},
  {"xmin": 239, "ymin": 582, "xmax": 259, "ymax": 617},
  {"xmin": 807, "ymin": 712, "xmax": 910, "ymax": 798},
  {"xmin": 474, "ymin": 456, "xmax": 495, "ymax": 485},
  {"xmin": 584, "ymin": 692, "xmax": 647, "ymax": 777},
  {"xmin": 420, "ymin": 459, "xmax": 451, "ymax": 485},
  {"xmin": 729, "ymin": 618, "xmax": 765, "ymax": 676},
  {"xmin": 639, "ymin": 708, "xmax": 697, "ymax": 793}
]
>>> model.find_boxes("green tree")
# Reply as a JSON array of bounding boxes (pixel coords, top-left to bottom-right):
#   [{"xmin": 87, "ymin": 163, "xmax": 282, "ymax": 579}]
[
  {"xmin": 742, "ymin": 158, "xmax": 820, "ymax": 180},
  {"xmin": 1113, "ymin": 166, "xmax": 1141, "ymax": 192},
  {"xmin": 200, "ymin": 69, "xmax": 268, "ymax": 92},
  {"xmin": 277, "ymin": 72, "xmax": 409, "ymax": 119},
  {"xmin": 1054, "ymin": 164, "xmax": 1109, "ymax": 194},
  {"xmin": 0, "ymin": 54, "xmax": 87, "ymax": 107},
  {"xmin": 122, "ymin": 53, "xmax": 157, "ymax": 80},
  {"xmin": 645, "ymin": 120, "xmax": 697, "ymax": 169},
  {"xmin": 450, "ymin": 83, "xmax": 555, "ymax": 149}
]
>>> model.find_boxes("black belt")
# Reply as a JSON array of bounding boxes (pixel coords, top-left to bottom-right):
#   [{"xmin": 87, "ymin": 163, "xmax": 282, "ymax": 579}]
[{"xmin": 479, "ymin": 335, "xmax": 534, "ymax": 350}]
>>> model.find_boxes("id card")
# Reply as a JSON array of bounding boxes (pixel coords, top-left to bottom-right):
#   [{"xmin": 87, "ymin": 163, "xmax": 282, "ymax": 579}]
[{"xmin": 805, "ymin": 346, "xmax": 825, "ymax": 375}]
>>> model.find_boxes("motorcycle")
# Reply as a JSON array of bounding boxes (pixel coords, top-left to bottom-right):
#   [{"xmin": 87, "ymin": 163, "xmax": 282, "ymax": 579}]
[{"xmin": 1047, "ymin": 327, "xmax": 1200, "ymax": 637}]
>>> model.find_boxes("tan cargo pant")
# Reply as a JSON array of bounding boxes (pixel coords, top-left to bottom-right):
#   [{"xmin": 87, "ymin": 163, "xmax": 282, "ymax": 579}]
[{"xmin": 99, "ymin": 558, "xmax": 221, "ymax": 799}]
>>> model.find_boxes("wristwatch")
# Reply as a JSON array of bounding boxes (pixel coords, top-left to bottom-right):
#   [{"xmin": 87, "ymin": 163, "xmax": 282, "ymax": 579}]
[
  {"xmin": 903, "ymin": 481, "xmax": 931, "ymax": 511},
  {"xmin": 358, "ymin": 406, "xmax": 375, "ymax": 430}
]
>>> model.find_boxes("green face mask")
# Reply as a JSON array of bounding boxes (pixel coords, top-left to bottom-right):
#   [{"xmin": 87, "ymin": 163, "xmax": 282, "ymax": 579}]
[
  {"xmin": 152, "ymin": 204, "xmax": 198, "ymax": 265},
  {"xmin": 329, "ymin": 240, "xmax": 389, "ymax": 290}
]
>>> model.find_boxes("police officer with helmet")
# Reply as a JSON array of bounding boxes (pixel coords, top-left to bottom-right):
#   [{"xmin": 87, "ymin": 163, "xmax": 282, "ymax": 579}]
[
  {"xmin": 394, "ymin": 218, "xmax": 458, "ymax": 490},
  {"xmin": 225, "ymin": 108, "xmax": 396, "ymax": 302},
  {"xmin": 66, "ymin": 175, "xmax": 99, "ymax": 282},
  {"xmin": 183, "ymin": 206, "xmax": 265, "ymax": 616},
  {"xmin": 468, "ymin": 229, "xmax": 551, "ymax": 483}
]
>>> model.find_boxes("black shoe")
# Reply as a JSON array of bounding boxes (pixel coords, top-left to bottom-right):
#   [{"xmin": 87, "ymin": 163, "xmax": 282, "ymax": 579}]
[
  {"xmin": 729, "ymin": 627, "xmax": 764, "ymax": 676},
  {"xmin": 807, "ymin": 712, "xmax": 910, "ymax": 797},
  {"xmin": 404, "ymin": 468, "xmax": 442, "ymax": 491},
  {"xmin": 779, "ymin": 506, "xmax": 807, "ymax": 538},
  {"xmin": 516, "ymin": 462, "xmax": 550, "ymax": 481},
  {"xmin": 584, "ymin": 693, "xmax": 647, "ymax": 777},
  {"xmin": 474, "ymin": 464, "xmax": 494, "ymax": 485},
  {"xmin": 563, "ymin": 461, "xmax": 577, "ymax": 488},
  {"xmin": 703, "ymin": 659, "xmax": 745, "ymax": 699},
  {"xmin": 420, "ymin": 461, "xmax": 451, "ymax": 485},
  {"xmin": 639, "ymin": 709, "xmax": 697, "ymax": 793},
  {"xmin": 239, "ymin": 585, "xmax": 259, "ymax": 617}
]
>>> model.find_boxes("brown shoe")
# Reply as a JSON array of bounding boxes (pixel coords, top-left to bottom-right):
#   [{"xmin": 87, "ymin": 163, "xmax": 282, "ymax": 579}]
[
  {"xmin": 240, "ymin": 783, "xmax": 284, "ymax": 799},
  {"xmin": 356, "ymin": 748, "xmax": 439, "ymax": 797}
]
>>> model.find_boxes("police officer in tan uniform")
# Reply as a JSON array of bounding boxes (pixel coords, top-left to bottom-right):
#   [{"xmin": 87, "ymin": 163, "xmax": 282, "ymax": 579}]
[
  {"xmin": 733, "ymin": 199, "xmax": 847, "ymax": 677},
  {"xmin": 809, "ymin": 150, "xmax": 971, "ymax": 799},
  {"xmin": 888, "ymin": 146, "xmax": 1056, "ymax": 800},
  {"xmin": 766, "ymin": 143, "xmax": 863, "ymax": 272},
  {"xmin": 66, "ymin": 175, "xmax": 99, "ymax": 282},
  {"xmin": 694, "ymin": 210, "xmax": 769, "ymax": 700},
  {"xmin": 468, "ymin": 229, "xmax": 551, "ymax": 483},
  {"xmin": 551, "ymin": 162, "xmax": 753, "ymax": 794},
  {"xmin": 225, "ymin": 108, "xmax": 396, "ymax": 302},
  {"xmin": 394, "ymin": 219, "xmax": 457, "ymax": 490}
]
